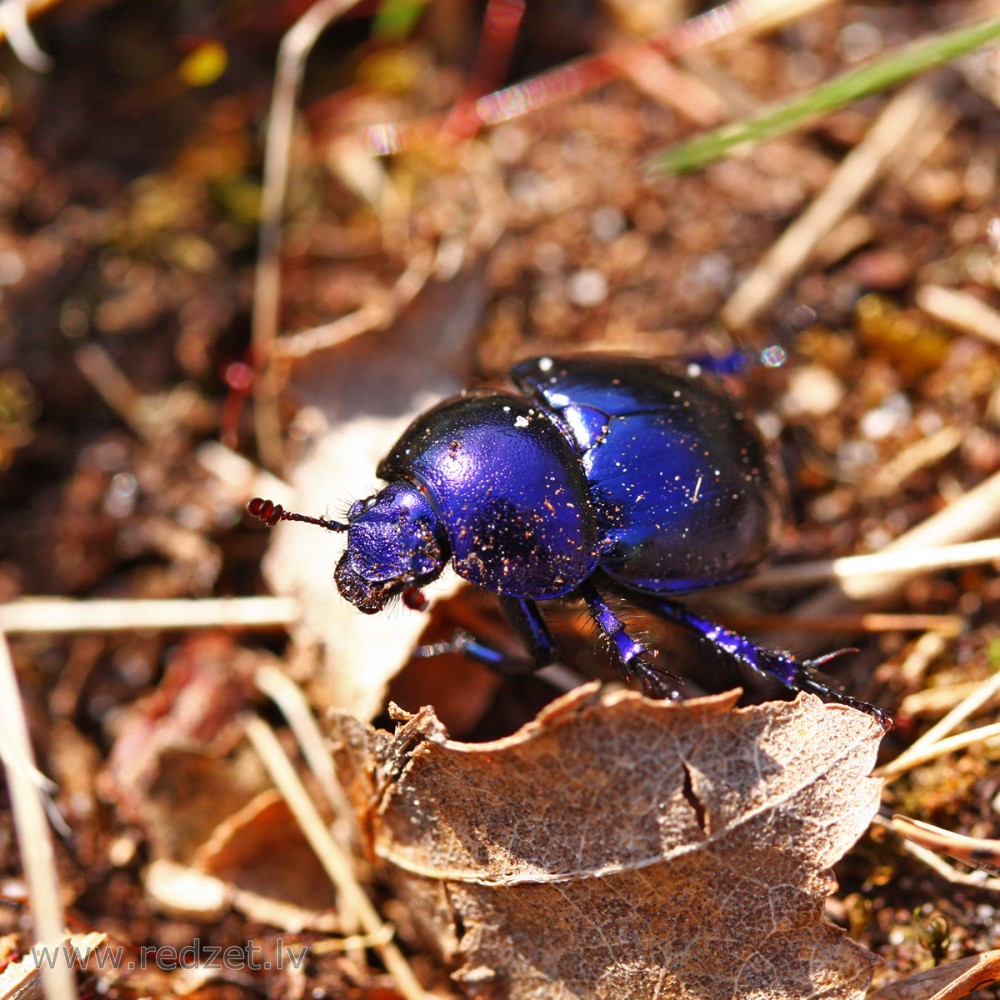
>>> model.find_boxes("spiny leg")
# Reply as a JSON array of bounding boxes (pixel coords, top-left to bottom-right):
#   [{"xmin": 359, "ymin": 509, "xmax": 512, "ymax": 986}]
[
  {"xmin": 639, "ymin": 597, "xmax": 890, "ymax": 726},
  {"xmin": 577, "ymin": 581, "xmax": 683, "ymax": 700},
  {"xmin": 417, "ymin": 596, "xmax": 557, "ymax": 677}
]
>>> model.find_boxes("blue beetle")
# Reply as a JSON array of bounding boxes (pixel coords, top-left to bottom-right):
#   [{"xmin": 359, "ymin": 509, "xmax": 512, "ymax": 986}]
[{"xmin": 249, "ymin": 354, "xmax": 883, "ymax": 719}]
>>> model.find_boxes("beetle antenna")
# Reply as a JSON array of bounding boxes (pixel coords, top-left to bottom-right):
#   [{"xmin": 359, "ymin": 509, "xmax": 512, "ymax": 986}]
[{"xmin": 246, "ymin": 497, "xmax": 348, "ymax": 532}]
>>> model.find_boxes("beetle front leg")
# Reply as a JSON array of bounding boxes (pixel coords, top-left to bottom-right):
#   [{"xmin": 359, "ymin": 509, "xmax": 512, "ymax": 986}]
[
  {"xmin": 417, "ymin": 597, "xmax": 557, "ymax": 676},
  {"xmin": 578, "ymin": 582, "xmax": 683, "ymax": 700}
]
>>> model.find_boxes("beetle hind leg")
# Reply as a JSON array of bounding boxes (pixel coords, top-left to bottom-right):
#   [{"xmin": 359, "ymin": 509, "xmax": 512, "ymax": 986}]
[
  {"xmin": 640, "ymin": 598, "xmax": 889, "ymax": 726},
  {"xmin": 578, "ymin": 582, "xmax": 683, "ymax": 700}
]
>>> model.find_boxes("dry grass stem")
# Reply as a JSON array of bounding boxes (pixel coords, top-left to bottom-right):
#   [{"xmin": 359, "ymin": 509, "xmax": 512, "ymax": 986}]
[
  {"xmin": 891, "ymin": 816, "xmax": 1000, "ymax": 878},
  {"xmin": 721, "ymin": 78, "xmax": 944, "ymax": 330},
  {"xmin": 195, "ymin": 441, "xmax": 292, "ymax": 513},
  {"xmin": 0, "ymin": 0, "xmax": 52, "ymax": 69},
  {"xmin": 876, "ymin": 721, "xmax": 1000, "ymax": 781},
  {"xmin": 899, "ymin": 679, "xmax": 1000, "ymax": 719},
  {"xmin": 275, "ymin": 249, "xmax": 435, "ymax": 360},
  {"xmin": 897, "ymin": 631, "xmax": 950, "ymax": 686},
  {"xmin": 893, "ymin": 668, "xmax": 1000, "ymax": 763},
  {"xmin": 243, "ymin": 716, "xmax": 431, "ymax": 1000},
  {"xmin": 254, "ymin": 667, "xmax": 355, "ymax": 831},
  {"xmin": 252, "ymin": 0, "xmax": 362, "ymax": 471},
  {"xmin": 255, "ymin": 664, "xmax": 361, "ymax": 936},
  {"xmin": 864, "ymin": 426, "xmax": 964, "ymax": 499},
  {"xmin": 723, "ymin": 612, "xmax": 964, "ymax": 634},
  {"xmin": 0, "ymin": 597, "xmax": 301, "ymax": 634},
  {"xmin": 744, "ymin": 537, "xmax": 1000, "ymax": 590},
  {"xmin": 308, "ymin": 926, "xmax": 396, "ymax": 954},
  {"xmin": 75, "ymin": 344, "xmax": 155, "ymax": 441},
  {"xmin": 0, "ymin": 631, "xmax": 76, "ymax": 1000}
]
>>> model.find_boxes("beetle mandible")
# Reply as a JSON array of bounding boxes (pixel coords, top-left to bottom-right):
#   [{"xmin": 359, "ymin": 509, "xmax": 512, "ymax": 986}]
[{"xmin": 249, "ymin": 354, "xmax": 884, "ymax": 720}]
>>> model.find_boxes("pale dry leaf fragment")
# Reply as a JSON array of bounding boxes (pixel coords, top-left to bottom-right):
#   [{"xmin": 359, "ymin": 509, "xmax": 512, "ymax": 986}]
[
  {"xmin": 328, "ymin": 684, "xmax": 886, "ymax": 999},
  {"xmin": 264, "ymin": 267, "xmax": 488, "ymax": 722},
  {"xmin": 0, "ymin": 934, "xmax": 106, "ymax": 1000},
  {"xmin": 144, "ymin": 860, "xmax": 232, "ymax": 921}
]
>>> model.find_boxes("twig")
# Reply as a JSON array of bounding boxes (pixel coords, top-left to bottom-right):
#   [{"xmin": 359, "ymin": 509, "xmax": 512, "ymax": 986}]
[
  {"xmin": 251, "ymin": 0, "xmax": 362, "ymax": 472},
  {"xmin": 0, "ymin": 631, "xmax": 76, "ymax": 1000},
  {"xmin": 0, "ymin": 597, "xmax": 300, "ymax": 634},
  {"xmin": 742, "ymin": 537, "xmax": 1000, "ymax": 590},
  {"xmin": 916, "ymin": 283, "xmax": 1000, "ymax": 348},
  {"xmin": 274, "ymin": 248, "xmax": 434, "ymax": 360},
  {"xmin": 243, "ymin": 716, "xmax": 431, "ymax": 1000},
  {"xmin": 720, "ymin": 77, "xmax": 945, "ymax": 330}
]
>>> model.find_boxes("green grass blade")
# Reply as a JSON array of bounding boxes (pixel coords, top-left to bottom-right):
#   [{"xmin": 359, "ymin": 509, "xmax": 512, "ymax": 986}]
[
  {"xmin": 650, "ymin": 16, "xmax": 1000, "ymax": 176},
  {"xmin": 372, "ymin": 0, "xmax": 428, "ymax": 41}
]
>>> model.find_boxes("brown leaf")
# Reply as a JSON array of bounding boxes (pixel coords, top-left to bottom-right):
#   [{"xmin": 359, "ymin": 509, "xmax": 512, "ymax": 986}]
[
  {"xmin": 144, "ymin": 790, "xmax": 340, "ymax": 932},
  {"xmin": 329, "ymin": 685, "xmax": 885, "ymax": 999},
  {"xmin": 195, "ymin": 789, "xmax": 339, "ymax": 929},
  {"xmin": 101, "ymin": 634, "xmax": 268, "ymax": 860}
]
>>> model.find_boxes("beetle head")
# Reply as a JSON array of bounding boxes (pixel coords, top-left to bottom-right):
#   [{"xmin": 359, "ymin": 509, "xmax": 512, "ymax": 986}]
[{"xmin": 334, "ymin": 481, "xmax": 448, "ymax": 614}]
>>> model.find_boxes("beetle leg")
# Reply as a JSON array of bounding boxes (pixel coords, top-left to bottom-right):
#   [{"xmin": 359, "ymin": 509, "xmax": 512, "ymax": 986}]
[
  {"xmin": 578, "ymin": 582, "xmax": 683, "ymax": 700},
  {"xmin": 417, "ymin": 597, "xmax": 556, "ymax": 676},
  {"xmin": 642, "ymin": 600, "xmax": 890, "ymax": 726},
  {"xmin": 499, "ymin": 596, "xmax": 559, "ymax": 666}
]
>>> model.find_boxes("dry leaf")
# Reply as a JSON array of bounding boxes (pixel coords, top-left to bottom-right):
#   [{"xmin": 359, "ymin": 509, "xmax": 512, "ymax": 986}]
[
  {"xmin": 103, "ymin": 637, "xmax": 337, "ymax": 931},
  {"xmin": 330, "ymin": 684, "xmax": 884, "ymax": 999},
  {"xmin": 194, "ymin": 789, "xmax": 339, "ymax": 931},
  {"xmin": 101, "ymin": 634, "xmax": 268, "ymax": 860}
]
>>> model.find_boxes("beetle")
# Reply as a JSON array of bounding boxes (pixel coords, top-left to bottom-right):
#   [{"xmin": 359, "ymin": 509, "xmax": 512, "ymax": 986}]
[{"xmin": 249, "ymin": 354, "xmax": 884, "ymax": 720}]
